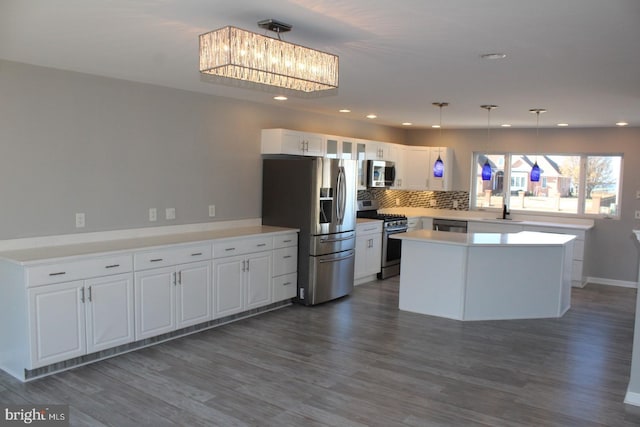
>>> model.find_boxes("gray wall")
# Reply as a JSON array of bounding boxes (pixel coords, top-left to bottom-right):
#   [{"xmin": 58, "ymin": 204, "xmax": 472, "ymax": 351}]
[
  {"xmin": 0, "ymin": 59, "xmax": 404, "ymax": 239},
  {"xmin": 2, "ymin": 59, "xmax": 638, "ymax": 284},
  {"xmin": 406, "ymin": 127, "xmax": 640, "ymax": 284}
]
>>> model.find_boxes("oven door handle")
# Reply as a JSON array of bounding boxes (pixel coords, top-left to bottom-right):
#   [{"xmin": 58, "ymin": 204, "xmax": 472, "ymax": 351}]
[{"xmin": 319, "ymin": 252, "xmax": 354, "ymax": 264}]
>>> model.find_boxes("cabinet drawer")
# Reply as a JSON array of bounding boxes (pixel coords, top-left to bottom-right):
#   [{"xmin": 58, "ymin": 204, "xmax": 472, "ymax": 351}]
[
  {"xmin": 273, "ymin": 233, "xmax": 298, "ymax": 249},
  {"xmin": 273, "ymin": 247, "xmax": 298, "ymax": 276},
  {"xmin": 213, "ymin": 236, "xmax": 273, "ymax": 258},
  {"xmin": 272, "ymin": 273, "xmax": 297, "ymax": 302},
  {"xmin": 27, "ymin": 254, "xmax": 133, "ymax": 287},
  {"xmin": 134, "ymin": 244, "xmax": 211, "ymax": 270},
  {"xmin": 356, "ymin": 222, "xmax": 383, "ymax": 236}
]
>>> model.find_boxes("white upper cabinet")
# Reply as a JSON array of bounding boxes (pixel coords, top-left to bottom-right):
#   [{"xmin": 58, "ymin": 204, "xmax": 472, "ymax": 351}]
[
  {"xmin": 261, "ymin": 129, "xmax": 324, "ymax": 156},
  {"xmin": 402, "ymin": 146, "xmax": 453, "ymax": 191},
  {"xmin": 325, "ymin": 136, "xmax": 357, "ymax": 160}
]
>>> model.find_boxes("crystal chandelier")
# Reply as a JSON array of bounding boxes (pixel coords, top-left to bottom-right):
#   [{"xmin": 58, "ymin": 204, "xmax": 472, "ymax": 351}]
[{"xmin": 199, "ymin": 19, "xmax": 339, "ymax": 93}]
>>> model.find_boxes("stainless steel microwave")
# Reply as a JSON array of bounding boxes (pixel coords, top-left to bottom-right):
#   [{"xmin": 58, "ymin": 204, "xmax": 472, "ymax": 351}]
[{"xmin": 366, "ymin": 160, "xmax": 396, "ymax": 188}]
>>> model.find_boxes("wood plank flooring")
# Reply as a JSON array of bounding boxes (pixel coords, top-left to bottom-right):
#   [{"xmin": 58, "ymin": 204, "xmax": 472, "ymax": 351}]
[{"xmin": 2, "ymin": 279, "xmax": 640, "ymax": 426}]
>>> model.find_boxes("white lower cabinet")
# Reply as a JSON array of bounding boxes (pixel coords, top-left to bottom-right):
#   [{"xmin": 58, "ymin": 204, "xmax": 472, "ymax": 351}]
[
  {"xmin": 28, "ymin": 272, "xmax": 134, "ymax": 368},
  {"xmin": 213, "ymin": 252, "xmax": 272, "ymax": 318},
  {"xmin": 355, "ymin": 221, "xmax": 383, "ymax": 281},
  {"xmin": 3, "ymin": 228, "xmax": 298, "ymax": 381},
  {"xmin": 134, "ymin": 260, "xmax": 212, "ymax": 340}
]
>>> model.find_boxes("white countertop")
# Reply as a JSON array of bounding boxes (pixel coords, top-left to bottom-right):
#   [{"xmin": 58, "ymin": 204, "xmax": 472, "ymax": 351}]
[
  {"xmin": 392, "ymin": 230, "xmax": 575, "ymax": 247},
  {"xmin": 356, "ymin": 218, "xmax": 383, "ymax": 224},
  {"xmin": 0, "ymin": 225, "xmax": 298, "ymax": 265},
  {"xmin": 380, "ymin": 207, "xmax": 594, "ymax": 230}
]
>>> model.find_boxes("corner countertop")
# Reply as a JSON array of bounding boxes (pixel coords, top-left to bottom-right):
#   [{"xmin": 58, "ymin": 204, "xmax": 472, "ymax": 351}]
[
  {"xmin": 391, "ymin": 230, "xmax": 576, "ymax": 247},
  {"xmin": 379, "ymin": 207, "xmax": 594, "ymax": 230},
  {"xmin": 0, "ymin": 225, "xmax": 298, "ymax": 265}
]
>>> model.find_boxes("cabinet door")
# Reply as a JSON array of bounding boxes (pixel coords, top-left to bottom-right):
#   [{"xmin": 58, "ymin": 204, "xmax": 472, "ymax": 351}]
[
  {"xmin": 246, "ymin": 252, "xmax": 272, "ymax": 309},
  {"xmin": 85, "ymin": 273, "xmax": 134, "ymax": 353},
  {"xmin": 28, "ymin": 281, "xmax": 86, "ymax": 368},
  {"xmin": 403, "ymin": 148, "xmax": 430, "ymax": 190},
  {"xmin": 366, "ymin": 235, "xmax": 383, "ymax": 276},
  {"xmin": 354, "ymin": 234, "xmax": 369, "ymax": 279},
  {"xmin": 176, "ymin": 261, "xmax": 212, "ymax": 328},
  {"xmin": 213, "ymin": 256, "xmax": 244, "ymax": 318},
  {"xmin": 134, "ymin": 267, "xmax": 176, "ymax": 340}
]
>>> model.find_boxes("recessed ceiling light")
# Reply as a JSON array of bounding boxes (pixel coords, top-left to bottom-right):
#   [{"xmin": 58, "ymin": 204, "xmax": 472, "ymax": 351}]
[
  {"xmin": 431, "ymin": 125, "xmax": 440, "ymax": 128},
  {"xmin": 557, "ymin": 123, "xmax": 569, "ymax": 127},
  {"xmin": 501, "ymin": 124, "xmax": 512, "ymax": 127},
  {"xmin": 273, "ymin": 95, "xmax": 287, "ymax": 101},
  {"xmin": 402, "ymin": 122, "xmax": 413, "ymax": 126},
  {"xmin": 616, "ymin": 122, "xmax": 629, "ymax": 126},
  {"xmin": 480, "ymin": 53, "xmax": 507, "ymax": 60},
  {"xmin": 339, "ymin": 109, "xmax": 351, "ymax": 113},
  {"xmin": 366, "ymin": 114, "xmax": 377, "ymax": 119}
]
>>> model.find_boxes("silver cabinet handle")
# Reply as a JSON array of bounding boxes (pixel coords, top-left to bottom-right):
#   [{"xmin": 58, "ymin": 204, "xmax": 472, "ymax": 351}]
[
  {"xmin": 172, "ymin": 272, "xmax": 177, "ymax": 285},
  {"xmin": 80, "ymin": 287, "xmax": 85, "ymax": 303},
  {"xmin": 246, "ymin": 259, "xmax": 250, "ymax": 271},
  {"xmin": 283, "ymin": 282, "xmax": 292, "ymax": 286},
  {"xmin": 225, "ymin": 247, "xmax": 236, "ymax": 252},
  {"xmin": 150, "ymin": 258, "xmax": 163, "ymax": 263},
  {"xmin": 178, "ymin": 271, "xmax": 182, "ymax": 284},
  {"xmin": 105, "ymin": 264, "xmax": 120, "ymax": 269},
  {"xmin": 283, "ymin": 255, "xmax": 292, "ymax": 259},
  {"xmin": 242, "ymin": 260, "xmax": 246, "ymax": 272},
  {"xmin": 282, "ymin": 239, "xmax": 292, "ymax": 243},
  {"xmin": 191, "ymin": 252, "xmax": 202, "ymax": 257},
  {"xmin": 256, "ymin": 243, "xmax": 267, "ymax": 247},
  {"xmin": 88, "ymin": 286, "xmax": 92, "ymax": 302},
  {"xmin": 49, "ymin": 271, "xmax": 66, "ymax": 276}
]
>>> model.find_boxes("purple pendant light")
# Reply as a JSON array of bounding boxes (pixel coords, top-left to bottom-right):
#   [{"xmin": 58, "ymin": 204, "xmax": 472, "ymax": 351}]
[
  {"xmin": 432, "ymin": 102, "xmax": 449, "ymax": 178},
  {"xmin": 529, "ymin": 108, "xmax": 546, "ymax": 182},
  {"xmin": 480, "ymin": 105, "xmax": 498, "ymax": 181}
]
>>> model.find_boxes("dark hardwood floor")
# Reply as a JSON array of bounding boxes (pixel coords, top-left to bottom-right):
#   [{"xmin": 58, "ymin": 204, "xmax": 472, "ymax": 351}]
[{"xmin": 2, "ymin": 279, "xmax": 640, "ymax": 426}]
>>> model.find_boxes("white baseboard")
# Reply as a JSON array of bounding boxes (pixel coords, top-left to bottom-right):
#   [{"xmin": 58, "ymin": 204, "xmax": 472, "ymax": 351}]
[
  {"xmin": 625, "ymin": 390, "xmax": 640, "ymax": 406},
  {"xmin": 586, "ymin": 276, "xmax": 638, "ymax": 289},
  {"xmin": 0, "ymin": 219, "xmax": 262, "ymax": 251}
]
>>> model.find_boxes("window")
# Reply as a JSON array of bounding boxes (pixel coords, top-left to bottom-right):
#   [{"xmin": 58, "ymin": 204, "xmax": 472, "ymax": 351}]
[{"xmin": 472, "ymin": 153, "xmax": 622, "ymax": 218}]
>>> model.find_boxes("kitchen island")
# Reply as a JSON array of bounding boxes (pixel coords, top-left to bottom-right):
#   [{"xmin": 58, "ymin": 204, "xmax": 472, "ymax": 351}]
[{"xmin": 391, "ymin": 230, "xmax": 575, "ymax": 321}]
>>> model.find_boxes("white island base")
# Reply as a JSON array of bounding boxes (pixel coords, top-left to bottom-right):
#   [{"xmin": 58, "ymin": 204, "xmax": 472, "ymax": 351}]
[{"xmin": 393, "ymin": 230, "xmax": 575, "ymax": 321}]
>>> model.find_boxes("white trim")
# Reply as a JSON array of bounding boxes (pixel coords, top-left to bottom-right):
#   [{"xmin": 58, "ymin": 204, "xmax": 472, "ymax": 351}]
[
  {"xmin": 0, "ymin": 219, "xmax": 261, "ymax": 251},
  {"xmin": 625, "ymin": 390, "xmax": 640, "ymax": 406},
  {"xmin": 586, "ymin": 276, "xmax": 637, "ymax": 289}
]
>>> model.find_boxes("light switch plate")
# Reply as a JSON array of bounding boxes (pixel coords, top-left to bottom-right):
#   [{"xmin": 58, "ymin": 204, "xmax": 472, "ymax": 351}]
[
  {"xmin": 149, "ymin": 208, "xmax": 157, "ymax": 222},
  {"xmin": 636, "ymin": 210, "xmax": 640, "ymax": 220},
  {"xmin": 209, "ymin": 205, "xmax": 216, "ymax": 217},
  {"xmin": 636, "ymin": 190, "xmax": 640, "ymax": 199},
  {"xmin": 166, "ymin": 208, "xmax": 176, "ymax": 220},
  {"xmin": 430, "ymin": 200, "xmax": 437, "ymax": 207}
]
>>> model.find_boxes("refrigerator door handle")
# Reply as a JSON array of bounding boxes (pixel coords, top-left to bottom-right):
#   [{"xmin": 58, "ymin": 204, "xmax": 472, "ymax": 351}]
[
  {"xmin": 318, "ymin": 251, "xmax": 354, "ymax": 264},
  {"xmin": 336, "ymin": 166, "xmax": 346, "ymax": 225}
]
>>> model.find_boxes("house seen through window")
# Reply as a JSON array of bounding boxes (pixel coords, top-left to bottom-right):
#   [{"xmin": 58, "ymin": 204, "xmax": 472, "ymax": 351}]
[{"xmin": 473, "ymin": 153, "xmax": 622, "ymax": 218}]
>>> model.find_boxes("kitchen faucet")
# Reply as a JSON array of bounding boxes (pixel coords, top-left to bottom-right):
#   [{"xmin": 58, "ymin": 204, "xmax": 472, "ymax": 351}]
[{"xmin": 502, "ymin": 204, "xmax": 510, "ymax": 220}]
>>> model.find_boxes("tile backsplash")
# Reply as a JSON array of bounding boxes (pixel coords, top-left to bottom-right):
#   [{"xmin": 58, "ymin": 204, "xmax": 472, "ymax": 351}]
[{"xmin": 358, "ymin": 189, "xmax": 470, "ymax": 210}]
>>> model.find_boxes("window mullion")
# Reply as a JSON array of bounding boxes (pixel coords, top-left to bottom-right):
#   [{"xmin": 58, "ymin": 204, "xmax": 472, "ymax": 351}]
[{"xmin": 578, "ymin": 155, "xmax": 587, "ymax": 215}]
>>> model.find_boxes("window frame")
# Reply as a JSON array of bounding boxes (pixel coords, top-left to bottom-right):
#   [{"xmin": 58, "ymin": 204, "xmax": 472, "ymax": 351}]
[{"xmin": 471, "ymin": 152, "xmax": 623, "ymax": 219}]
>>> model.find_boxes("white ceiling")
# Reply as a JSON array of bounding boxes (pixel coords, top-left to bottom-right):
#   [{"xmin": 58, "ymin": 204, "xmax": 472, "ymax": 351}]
[{"xmin": 1, "ymin": 0, "xmax": 639, "ymax": 129}]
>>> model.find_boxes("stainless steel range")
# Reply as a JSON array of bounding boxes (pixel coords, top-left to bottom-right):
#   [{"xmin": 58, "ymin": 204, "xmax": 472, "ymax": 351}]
[{"xmin": 356, "ymin": 200, "xmax": 408, "ymax": 279}]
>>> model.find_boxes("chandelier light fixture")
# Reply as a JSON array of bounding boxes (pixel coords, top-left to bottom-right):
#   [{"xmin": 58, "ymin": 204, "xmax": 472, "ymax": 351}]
[
  {"xmin": 432, "ymin": 102, "xmax": 449, "ymax": 178},
  {"xmin": 529, "ymin": 108, "xmax": 546, "ymax": 182},
  {"xmin": 199, "ymin": 19, "xmax": 339, "ymax": 93},
  {"xmin": 480, "ymin": 105, "xmax": 498, "ymax": 181}
]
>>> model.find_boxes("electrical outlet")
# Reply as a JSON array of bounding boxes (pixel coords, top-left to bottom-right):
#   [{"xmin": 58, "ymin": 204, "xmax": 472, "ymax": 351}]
[
  {"xmin": 636, "ymin": 190, "xmax": 640, "ymax": 199},
  {"xmin": 75, "ymin": 213, "xmax": 85, "ymax": 228},
  {"xmin": 166, "ymin": 208, "xmax": 176, "ymax": 220},
  {"xmin": 635, "ymin": 210, "xmax": 640, "ymax": 220},
  {"xmin": 395, "ymin": 198, "xmax": 400, "ymax": 207},
  {"xmin": 208, "ymin": 205, "xmax": 216, "ymax": 217},
  {"xmin": 149, "ymin": 208, "xmax": 157, "ymax": 222},
  {"xmin": 452, "ymin": 200, "xmax": 459, "ymax": 209},
  {"xmin": 430, "ymin": 200, "xmax": 437, "ymax": 207}
]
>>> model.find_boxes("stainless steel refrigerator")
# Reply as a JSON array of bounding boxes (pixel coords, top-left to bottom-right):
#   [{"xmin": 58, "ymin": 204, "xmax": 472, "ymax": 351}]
[{"xmin": 262, "ymin": 157, "xmax": 357, "ymax": 305}]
